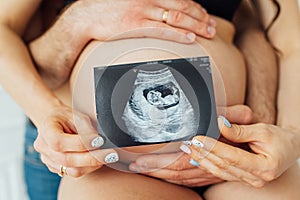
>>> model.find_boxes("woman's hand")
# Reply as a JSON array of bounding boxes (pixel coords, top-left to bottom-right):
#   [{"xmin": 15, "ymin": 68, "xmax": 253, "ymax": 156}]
[
  {"xmin": 33, "ymin": 105, "xmax": 119, "ymax": 178},
  {"xmin": 129, "ymin": 105, "xmax": 253, "ymax": 187},
  {"xmin": 183, "ymin": 117, "xmax": 300, "ymax": 188},
  {"xmin": 129, "ymin": 152, "xmax": 223, "ymax": 187}
]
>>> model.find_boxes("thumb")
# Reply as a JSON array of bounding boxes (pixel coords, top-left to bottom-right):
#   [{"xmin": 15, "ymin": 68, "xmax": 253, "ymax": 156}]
[
  {"xmin": 74, "ymin": 112, "xmax": 105, "ymax": 149},
  {"xmin": 218, "ymin": 116, "xmax": 257, "ymax": 143},
  {"xmin": 217, "ymin": 105, "xmax": 253, "ymax": 124}
]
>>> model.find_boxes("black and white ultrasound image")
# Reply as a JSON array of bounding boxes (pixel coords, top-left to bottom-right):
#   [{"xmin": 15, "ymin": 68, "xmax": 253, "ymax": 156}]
[
  {"xmin": 94, "ymin": 57, "xmax": 219, "ymax": 148},
  {"xmin": 122, "ymin": 68, "xmax": 197, "ymax": 143}
]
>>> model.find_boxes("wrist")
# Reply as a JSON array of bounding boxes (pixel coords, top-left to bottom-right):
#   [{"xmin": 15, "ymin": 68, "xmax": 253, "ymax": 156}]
[
  {"xmin": 29, "ymin": 92, "xmax": 64, "ymax": 127},
  {"xmin": 277, "ymin": 117, "xmax": 300, "ymax": 158},
  {"xmin": 29, "ymin": 1, "xmax": 91, "ymax": 89},
  {"xmin": 63, "ymin": 1, "xmax": 93, "ymax": 42},
  {"xmin": 49, "ymin": 1, "xmax": 91, "ymax": 56},
  {"xmin": 246, "ymin": 90, "xmax": 276, "ymax": 124},
  {"xmin": 277, "ymin": 111, "xmax": 300, "ymax": 133}
]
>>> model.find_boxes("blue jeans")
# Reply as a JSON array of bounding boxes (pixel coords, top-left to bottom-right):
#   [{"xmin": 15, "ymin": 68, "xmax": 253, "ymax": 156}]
[{"xmin": 24, "ymin": 120, "xmax": 61, "ymax": 200}]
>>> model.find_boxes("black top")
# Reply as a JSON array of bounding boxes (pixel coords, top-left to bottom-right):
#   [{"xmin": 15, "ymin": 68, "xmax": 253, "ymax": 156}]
[
  {"xmin": 64, "ymin": 0, "xmax": 242, "ymax": 21},
  {"xmin": 195, "ymin": 0, "xmax": 242, "ymax": 21}
]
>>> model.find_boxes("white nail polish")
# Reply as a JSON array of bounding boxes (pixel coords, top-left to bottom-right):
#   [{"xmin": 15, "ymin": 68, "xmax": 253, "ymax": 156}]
[
  {"xmin": 104, "ymin": 153, "xmax": 119, "ymax": 163},
  {"xmin": 129, "ymin": 165, "xmax": 139, "ymax": 172},
  {"xmin": 91, "ymin": 136, "xmax": 104, "ymax": 148},
  {"xmin": 207, "ymin": 26, "xmax": 216, "ymax": 35},
  {"xmin": 183, "ymin": 141, "xmax": 192, "ymax": 146},
  {"xmin": 180, "ymin": 145, "xmax": 191, "ymax": 154},
  {"xmin": 209, "ymin": 18, "xmax": 217, "ymax": 27},
  {"xmin": 191, "ymin": 139, "xmax": 204, "ymax": 148},
  {"xmin": 186, "ymin": 32, "xmax": 196, "ymax": 41}
]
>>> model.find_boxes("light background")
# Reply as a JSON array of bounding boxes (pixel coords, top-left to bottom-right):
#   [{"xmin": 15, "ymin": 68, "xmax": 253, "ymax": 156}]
[{"xmin": 0, "ymin": 2, "xmax": 299, "ymax": 199}]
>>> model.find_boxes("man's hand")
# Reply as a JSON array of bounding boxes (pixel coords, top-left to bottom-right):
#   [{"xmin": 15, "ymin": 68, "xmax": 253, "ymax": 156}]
[
  {"xmin": 79, "ymin": 0, "xmax": 216, "ymax": 41},
  {"xmin": 30, "ymin": 0, "xmax": 217, "ymax": 89},
  {"xmin": 129, "ymin": 105, "xmax": 253, "ymax": 187}
]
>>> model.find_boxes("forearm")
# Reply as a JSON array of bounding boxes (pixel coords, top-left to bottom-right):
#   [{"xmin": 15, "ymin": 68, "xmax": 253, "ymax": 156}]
[
  {"xmin": 277, "ymin": 52, "xmax": 300, "ymax": 132},
  {"xmin": 29, "ymin": 1, "xmax": 90, "ymax": 88},
  {"xmin": 277, "ymin": 52, "xmax": 300, "ymax": 157},
  {"xmin": 0, "ymin": 25, "xmax": 62, "ymax": 126},
  {"xmin": 236, "ymin": 30, "xmax": 277, "ymax": 123},
  {"xmin": 30, "ymin": 0, "xmax": 218, "ymax": 89},
  {"xmin": 234, "ymin": 1, "xmax": 277, "ymax": 124},
  {"xmin": 257, "ymin": 0, "xmax": 300, "ymax": 156}
]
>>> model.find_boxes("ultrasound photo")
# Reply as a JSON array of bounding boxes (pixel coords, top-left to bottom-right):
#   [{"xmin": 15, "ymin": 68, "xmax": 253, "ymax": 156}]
[
  {"xmin": 94, "ymin": 57, "xmax": 219, "ymax": 148},
  {"xmin": 122, "ymin": 68, "xmax": 197, "ymax": 143}
]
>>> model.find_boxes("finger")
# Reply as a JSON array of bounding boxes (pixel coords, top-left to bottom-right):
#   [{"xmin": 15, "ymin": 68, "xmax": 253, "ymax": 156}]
[
  {"xmin": 191, "ymin": 135, "xmax": 263, "ymax": 172},
  {"xmin": 190, "ymin": 146, "xmax": 262, "ymax": 186},
  {"xmin": 218, "ymin": 117, "xmax": 270, "ymax": 145},
  {"xmin": 73, "ymin": 112, "xmax": 105, "ymax": 149},
  {"xmin": 189, "ymin": 135, "xmax": 267, "ymax": 185},
  {"xmin": 39, "ymin": 129, "xmax": 102, "ymax": 152},
  {"xmin": 131, "ymin": 165, "xmax": 212, "ymax": 180},
  {"xmin": 41, "ymin": 154, "xmax": 101, "ymax": 178},
  {"xmin": 132, "ymin": 152, "xmax": 195, "ymax": 170},
  {"xmin": 217, "ymin": 105, "xmax": 253, "ymax": 124},
  {"xmin": 190, "ymin": 151, "xmax": 237, "ymax": 181},
  {"xmin": 146, "ymin": 8, "xmax": 215, "ymax": 38},
  {"xmin": 166, "ymin": 10, "xmax": 215, "ymax": 38},
  {"xmin": 165, "ymin": 177, "xmax": 223, "ymax": 187},
  {"xmin": 34, "ymin": 134, "xmax": 90, "ymax": 162},
  {"xmin": 40, "ymin": 148, "xmax": 101, "ymax": 168},
  {"xmin": 33, "ymin": 133, "xmax": 49, "ymax": 153},
  {"xmin": 144, "ymin": 6, "xmax": 216, "ymax": 39},
  {"xmin": 40, "ymin": 154, "xmax": 60, "ymax": 174},
  {"xmin": 155, "ymin": 0, "xmax": 214, "ymax": 25},
  {"xmin": 42, "ymin": 148, "xmax": 119, "ymax": 168},
  {"xmin": 39, "ymin": 117, "xmax": 104, "ymax": 152},
  {"xmin": 64, "ymin": 166, "xmax": 101, "ymax": 178},
  {"xmin": 217, "ymin": 119, "xmax": 272, "ymax": 164},
  {"xmin": 120, "ymin": 24, "xmax": 196, "ymax": 43}
]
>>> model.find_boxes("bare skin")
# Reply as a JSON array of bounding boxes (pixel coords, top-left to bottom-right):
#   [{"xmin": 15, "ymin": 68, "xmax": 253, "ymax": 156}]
[
  {"xmin": 0, "ymin": 0, "xmax": 218, "ymax": 178},
  {"xmin": 25, "ymin": 1, "xmax": 276, "ymax": 183},
  {"xmin": 1, "ymin": 0, "xmax": 299, "ymax": 199},
  {"xmin": 182, "ymin": 1, "xmax": 300, "ymax": 199},
  {"xmin": 233, "ymin": 0, "xmax": 277, "ymax": 124},
  {"xmin": 57, "ymin": 1, "xmax": 300, "ymax": 199},
  {"xmin": 57, "ymin": 14, "xmax": 245, "ymax": 199}
]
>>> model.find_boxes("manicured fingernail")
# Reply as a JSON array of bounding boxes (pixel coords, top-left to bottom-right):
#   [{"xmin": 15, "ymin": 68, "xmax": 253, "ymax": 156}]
[
  {"xmin": 209, "ymin": 18, "xmax": 217, "ymax": 27},
  {"xmin": 189, "ymin": 159, "xmax": 200, "ymax": 167},
  {"xmin": 202, "ymin": 8, "xmax": 207, "ymax": 14},
  {"xmin": 191, "ymin": 138, "xmax": 204, "ymax": 148},
  {"xmin": 180, "ymin": 144, "xmax": 191, "ymax": 154},
  {"xmin": 91, "ymin": 136, "xmax": 104, "ymax": 148},
  {"xmin": 129, "ymin": 164, "xmax": 140, "ymax": 172},
  {"xmin": 183, "ymin": 141, "xmax": 192, "ymax": 146},
  {"xmin": 186, "ymin": 32, "xmax": 196, "ymax": 41},
  {"xmin": 104, "ymin": 152, "xmax": 119, "ymax": 163},
  {"xmin": 207, "ymin": 26, "xmax": 216, "ymax": 36},
  {"xmin": 219, "ymin": 116, "xmax": 232, "ymax": 128}
]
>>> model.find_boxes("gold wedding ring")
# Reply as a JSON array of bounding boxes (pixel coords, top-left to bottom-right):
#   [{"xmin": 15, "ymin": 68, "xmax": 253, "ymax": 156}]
[
  {"xmin": 58, "ymin": 165, "xmax": 67, "ymax": 177},
  {"xmin": 162, "ymin": 10, "xmax": 169, "ymax": 22}
]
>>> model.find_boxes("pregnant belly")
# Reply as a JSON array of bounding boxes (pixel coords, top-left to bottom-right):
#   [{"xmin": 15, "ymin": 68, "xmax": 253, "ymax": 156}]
[
  {"xmin": 56, "ymin": 39, "xmax": 246, "ymax": 109},
  {"xmin": 54, "ymin": 19, "xmax": 246, "ymax": 160}
]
